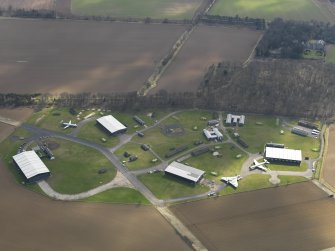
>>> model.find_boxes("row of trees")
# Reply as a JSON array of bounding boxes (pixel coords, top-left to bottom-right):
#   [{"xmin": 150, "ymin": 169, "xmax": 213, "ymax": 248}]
[
  {"xmin": 0, "ymin": 7, "xmax": 55, "ymax": 18},
  {"xmin": 0, "ymin": 94, "xmax": 39, "ymax": 106},
  {"xmin": 256, "ymin": 18, "xmax": 335, "ymax": 58}
]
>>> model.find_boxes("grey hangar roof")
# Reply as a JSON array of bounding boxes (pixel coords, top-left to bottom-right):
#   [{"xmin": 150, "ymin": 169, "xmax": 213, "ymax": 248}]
[
  {"xmin": 165, "ymin": 161, "xmax": 205, "ymax": 183},
  {"xmin": 97, "ymin": 115, "xmax": 127, "ymax": 134}
]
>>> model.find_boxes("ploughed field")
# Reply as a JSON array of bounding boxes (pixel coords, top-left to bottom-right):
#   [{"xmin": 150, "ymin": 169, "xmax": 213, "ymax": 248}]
[
  {"xmin": 0, "ymin": 161, "xmax": 192, "ymax": 251},
  {"xmin": 0, "ymin": 19, "xmax": 185, "ymax": 93},
  {"xmin": 171, "ymin": 182, "xmax": 335, "ymax": 251},
  {"xmin": 323, "ymin": 125, "xmax": 335, "ymax": 188},
  {"xmin": 154, "ymin": 25, "xmax": 262, "ymax": 93},
  {"xmin": 0, "ymin": 0, "xmax": 54, "ymax": 10}
]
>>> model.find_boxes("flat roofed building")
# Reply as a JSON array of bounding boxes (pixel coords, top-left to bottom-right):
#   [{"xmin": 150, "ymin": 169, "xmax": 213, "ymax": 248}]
[
  {"xmin": 203, "ymin": 128, "xmax": 223, "ymax": 141},
  {"xmin": 12, "ymin": 151, "xmax": 50, "ymax": 183},
  {"xmin": 165, "ymin": 161, "xmax": 205, "ymax": 183},
  {"xmin": 226, "ymin": 114, "xmax": 245, "ymax": 126},
  {"xmin": 265, "ymin": 147, "xmax": 302, "ymax": 164},
  {"xmin": 97, "ymin": 115, "xmax": 127, "ymax": 135}
]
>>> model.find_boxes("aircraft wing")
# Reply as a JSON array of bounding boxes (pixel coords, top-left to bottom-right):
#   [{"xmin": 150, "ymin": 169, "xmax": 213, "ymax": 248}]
[
  {"xmin": 253, "ymin": 159, "xmax": 259, "ymax": 165},
  {"xmin": 63, "ymin": 124, "xmax": 69, "ymax": 129},
  {"xmin": 230, "ymin": 178, "xmax": 239, "ymax": 188},
  {"xmin": 257, "ymin": 164, "xmax": 267, "ymax": 171}
]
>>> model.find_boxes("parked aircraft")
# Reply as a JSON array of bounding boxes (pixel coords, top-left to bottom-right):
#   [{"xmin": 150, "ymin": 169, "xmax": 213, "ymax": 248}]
[
  {"xmin": 221, "ymin": 175, "xmax": 242, "ymax": 188},
  {"xmin": 249, "ymin": 159, "xmax": 269, "ymax": 172},
  {"xmin": 62, "ymin": 120, "xmax": 77, "ymax": 129}
]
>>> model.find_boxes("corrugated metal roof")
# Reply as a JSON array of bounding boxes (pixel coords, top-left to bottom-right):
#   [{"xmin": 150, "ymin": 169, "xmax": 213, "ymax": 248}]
[
  {"xmin": 97, "ymin": 115, "xmax": 126, "ymax": 134},
  {"xmin": 265, "ymin": 147, "xmax": 302, "ymax": 162},
  {"xmin": 165, "ymin": 161, "xmax": 204, "ymax": 182},
  {"xmin": 12, "ymin": 151, "xmax": 50, "ymax": 179}
]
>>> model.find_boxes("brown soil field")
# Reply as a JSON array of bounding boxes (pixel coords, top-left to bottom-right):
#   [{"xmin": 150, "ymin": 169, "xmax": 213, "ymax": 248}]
[
  {"xmin": 0, "ymin": 161, "xmax": 192, "ymax": 251},
  {"xmin": 154, "ymin": 25, "xmax": 262, "ymax": 93},
  {"xmin": 172, "ymin": 182, "xmax": 335, "ymax": 251},
  {"xmin": 0, "ymin": 0, "xmax": 54, "ymax": 10},
  {"xmin": 0, "ymin": 19, "xmax": 185, "ymax": 94},
  {"xmin": 0, "ymin": 107, "xmax": 33, "ymax": 122},
  {"xmin": 0, "ymin": 123, "xmax": 15, "ymax": 142},
  {"xmin": 323, "ymin": 125, "xmax": 335, "ymax": 188}
]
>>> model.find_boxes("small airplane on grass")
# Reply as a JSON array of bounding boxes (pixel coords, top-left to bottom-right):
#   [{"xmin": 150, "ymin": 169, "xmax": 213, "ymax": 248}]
[
  {"xmin": 221, "ymin": 175, "xmax": 242, "ymax": 189},
  {"xmin": 61, "ymin": 120, "xmax": 78, "ymax": 129},
  {"xmin": 249, "ymin": 159, "xmax": 269, "ymax": 172}
]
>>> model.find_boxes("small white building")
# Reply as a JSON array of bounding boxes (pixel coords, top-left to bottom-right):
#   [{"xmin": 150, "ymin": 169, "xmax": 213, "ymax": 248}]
[
  {"xmin": 226, "ymin": 114, "xmax": 245, "ymax": 126},
  {"xmin": 12, "ymin": 151, "xmax": 50, "ymax": 183},
  {"xmin": 165, "ymin": 161, "xmax": 204, "ymax": 183},
  {"xmin": 96, "ymin": 115, "xmax": 127, "ymax": 135},
  {"xmin": 203, "ymin": 128, "xmax": 223, "ymax": 141}
]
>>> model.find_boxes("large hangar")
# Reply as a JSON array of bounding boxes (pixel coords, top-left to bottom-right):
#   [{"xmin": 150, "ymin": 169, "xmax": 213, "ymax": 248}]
[
  {"xmin": 96, "ymin": 115, "xmax": 127, "ymax": 135},
  {"xmin": 165, "ymin": 161, "xmax": 204, "ymax": 183},
  {"xmin": 12, "ymin": 151, "xmax": 50, "ymax": 183},
  {"xmin": 264, "ymin": 147, "xmax": 302, "ymax": 165}
]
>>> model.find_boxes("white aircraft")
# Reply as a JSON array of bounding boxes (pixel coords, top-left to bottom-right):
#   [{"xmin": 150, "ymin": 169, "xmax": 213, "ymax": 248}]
[
  {"xmin": 221, "ymin": 175, "xmax": 242, "ymax": 188},
  {"xmin": 249, "ymin": 159, "xmax": 269, "ymax": 172},
  {"xmin": 62, "ymin": 120, "xmax": 77, "ymax": 129}
]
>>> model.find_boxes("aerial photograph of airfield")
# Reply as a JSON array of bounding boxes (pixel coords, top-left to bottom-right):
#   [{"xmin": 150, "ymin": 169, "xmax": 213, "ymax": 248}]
[{"xmin": 1, "ymin": 0, "xmax": 335, "ymax": 251}]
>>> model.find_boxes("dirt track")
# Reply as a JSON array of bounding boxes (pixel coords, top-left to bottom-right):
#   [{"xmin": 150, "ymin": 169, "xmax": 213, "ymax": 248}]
[
  {"xmin": 0, "ymin": 19, "xmax": 185, "ymax": 94},
  {"xmin": 155, "ymin": 25, "xmax": 262, "ymax": 92},
  {"xmin": 0, "ymin": 160, "xmax": 192, "ymax": 251},
  {"xmin": 323, "ymin": 125, "xmax": 335, "ymax": 188},
  {"xmin": 172, "ymin": 182, "xmax": 335, "ymax": 251}
]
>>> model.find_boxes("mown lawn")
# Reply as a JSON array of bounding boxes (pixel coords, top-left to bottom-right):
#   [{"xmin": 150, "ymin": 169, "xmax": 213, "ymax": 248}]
[
  {"xmin": 210, "ymin": 0, "xmax": 333, "ymax": 23},
  {"xmin": 84, "ymin": 187, "xmax": 150, "ymax": 205},
  {"xmin": 72, "ymin": 0, "xmax": 203, "ymax": 19},
  {"xmin": 139, "ymin": 172, "xmax": 209, "ymax": 199},
  {"xmin": 134, "ymin": 110, "xmax": 216, "ymax": 159},
  {"xmin": 114, "ymin": 142, "xmax": 160, "ymax": 170},
  {"xmin": 45, "ymin": 138, "xmax": 116, "ymax": 194},
  {"xmin": 229, "ymin": 115, "xmax": 320, "ymax": 158},
  {"xmin": 267, "ymin": 160, "xmax": 308, "ymax": 172},
  {"xmin": 186, "ymin": 143, "xmax": 247, "ymax": 180},
  {"xmin": 278, "ymin": 175, "xmax": 308, "ymax": 185}
]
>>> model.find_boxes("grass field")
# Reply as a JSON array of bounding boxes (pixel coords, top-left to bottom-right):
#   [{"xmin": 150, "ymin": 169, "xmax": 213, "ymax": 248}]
[
  {"xmin": 220, "ymin": 174, "xmax": 274, "ymax": 195},
  {"xmin": 44, "ymin": 138, "xmax": 116, "ymax": 194},
  {"xmin": 210, "ymin": 0, "xmax": 334, "ymax": 23},
  {"xmin": 326, "ymin": 45, "xmax": 335, "ymax": 64},
  {"xmin": 139, "ymin": 172, "xmax": 209, "ymax": 199},
  {"xmin": 72, "ymin": 0, "xmax": 202, "ymax": 19},
  {"xmin": 77, "ymin": 120, "xmax": 120, "ymax": 147},
  {"xmin": 134, "ymin": 110, "xmax": 213, "ymax": 158},
  {"xmin": 278, "ymin": 175, "xmax": 308, "ymax": 184},
  {"xmin": 230, "ymin": 115, "xmax": 320, "ymax": 158},
  {"xmin": 0, "ymin": 127, "xmax": 42, "ymax": 193},
  {"xmin": 267, "ymin": 160, "xmax": 308, "ymax": 172},
  {"xmin": 114, "ymin": 142, "xmax": 160, "ymax": 170},
  {"xmin": 84, "ymin": 187, "xmax": 150, "ymax": 205},
  {"xmin": 303, "ymin": 50, "xmax": 325, "ymax": 60},
  {"xmin": 186, "ymin": 143, "xmax": 247, "ymax": 180}
]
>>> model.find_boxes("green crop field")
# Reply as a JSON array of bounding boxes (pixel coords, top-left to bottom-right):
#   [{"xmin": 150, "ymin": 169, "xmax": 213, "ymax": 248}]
[
  {"xmin": 229, "ymin": 115, "xmax": 320, "ymax": 158},
  {"xmin": 84, "ymin": 187, "xmax": 150, "ymax": 204},
  {"xmin": 114, "ymin": 142, "xmax": 160, "ymax": 170},
  {"xmin": 326, "ymin": 45, "xmax": 335, "ymax": 64},
  {"xmin": 72, "ymin": 0, "xmax": 202, "ymax": 19},
  {"xmin": 134, "ymin": 110, "xmax": 214, "ymax": 159},
  {"xmin": 139, "ymin": 172, "xmax": 209, "ymax": 199},
  {"xmin": 185, "ymin": 143, "xmax": 247, "ymax": 180},
  {"xmin": 210, "ymin": 0, "xmax": 334, "ymax": 23},
  {"xmin": 45, "ymin": 138, "xmax": 116, "ymax": 194}
]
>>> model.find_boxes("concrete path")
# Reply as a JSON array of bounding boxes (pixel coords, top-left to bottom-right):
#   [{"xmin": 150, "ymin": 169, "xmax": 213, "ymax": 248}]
[{"xmin": 38, "ymin": 171, "xmax": 133, "ymax": 201}]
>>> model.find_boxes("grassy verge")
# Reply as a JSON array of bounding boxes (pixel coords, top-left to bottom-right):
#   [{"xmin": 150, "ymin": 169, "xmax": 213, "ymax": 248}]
[
  {"xmin": 278, "ymin": 175, "xmax": 308, "ymax": 185},
  {"xmin": 267, "ymin": 160, "xmax": 308, "ymax": 172},
  {"xmin": 139, "ymin": 172, "xmax": 209, "ymax": 199},
  {"xmin": 185, "ymin": 143, "xmax": 247, "ymax": 180},
  {"xmin": 0, "ymin": 127, "xmax": 42, "ymax": 193},
  {"xmin": 84, "ymin": 187, "xmax": 150, "ymax": 205},
  {"xmin": 114, "ymin": 142, "xmax": 160, "ymax": 170},
  {"xmin": 326, "ymin": 45, "xmax": 335, "ymax": 64},
  {"xmin": 43, "ymin": 138, "xmax": 116, "ymax": 194}
]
